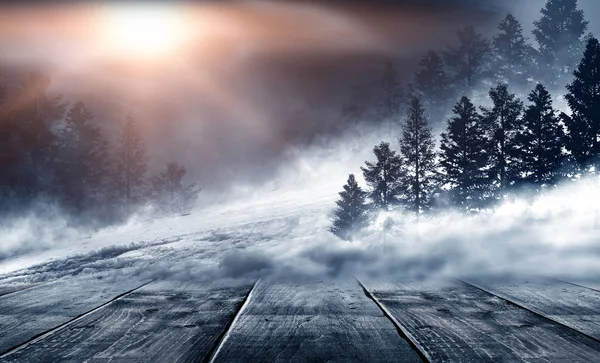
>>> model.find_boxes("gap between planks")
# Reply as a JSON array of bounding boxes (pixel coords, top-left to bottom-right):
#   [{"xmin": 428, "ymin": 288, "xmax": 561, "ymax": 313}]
[
  {"xmin": 204, "ymin": 279, "xmax": 259, "ymax": 363},
  {"xmin": 455, "ymin": 278, "xmax": 600, "ymax": 346},
  {"xmin": 355, "ymin": 278, "xmax": 431, "ymax": 363},
  {"xmin": 0, "ymin": 278, "xmax": 156, "ymax": 359},
  {"xmin": 0, "ymin": 283, "xmax": 47, "ymax": 298}
]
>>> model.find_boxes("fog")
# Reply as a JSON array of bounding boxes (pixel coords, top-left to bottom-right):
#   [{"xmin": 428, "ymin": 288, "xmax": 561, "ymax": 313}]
[
  {"xmin": 1, "ymin": 0, "xmax": 600, "ymax": 283},
  {"xmin": 2, "ymin": 125, "xmax": 600, "ymax": 285},
  {"xmin": 0, "ymin": 0, "xmax": 511, "ymax": 189}
]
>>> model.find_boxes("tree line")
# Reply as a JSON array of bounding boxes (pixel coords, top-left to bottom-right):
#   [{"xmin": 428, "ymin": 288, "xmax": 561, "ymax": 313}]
[
  {"xmin": 368, "ymin": 0, "xmax": 590, "ymax": 129},
  {"xmin": 331, "ymin": 28, "xmax": 600, "ymax": 241},
  {"xmin": 0, "ymin": 73, "xmax": 198, "ymax": 224}
]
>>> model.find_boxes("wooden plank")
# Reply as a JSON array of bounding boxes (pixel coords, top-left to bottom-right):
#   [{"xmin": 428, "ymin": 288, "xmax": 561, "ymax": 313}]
[
  {"xmin": 210, "ymin": 279, "xmax": 423, "ymax": 362},
  {"xmin": 0, "ymin": 284, "xmax": 38, "ymax": 297},
  {"xmin": 0, "ymin": 280, "xmax": 253, "ymax": 362},
  {"xmin": 362, "ymin": 279, "xmax": 600, "ymax": 362},
  {"xmin": 0, "ymin": 274, "xmax": 148, "ymax": 355},
  {"xmin": 464, "ymin": 276, "xmax": 600, "ymax": 341}
]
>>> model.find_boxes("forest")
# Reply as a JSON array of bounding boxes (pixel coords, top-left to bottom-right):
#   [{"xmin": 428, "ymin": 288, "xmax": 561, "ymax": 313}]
[
  {"xmin": 331, "ymin": 0, "xmax": 600, "ymax": 241},
  {"xmin": 0, "ymin": 75, "xmax": 199, "ymax": 225}
]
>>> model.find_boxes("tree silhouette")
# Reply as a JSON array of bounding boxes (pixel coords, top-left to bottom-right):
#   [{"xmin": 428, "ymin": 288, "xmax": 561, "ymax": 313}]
[
  {"xmin": 149, "ymin": 162, "xmax": 199, "ymax": 214},
  {"xmin": 439, "ymin": 96, "xmax": 493, "ymax": 212},
  {"xmin": 412, "ymin": 51, "xmax": 451, "ymax": 122},
  {"xmin": 361, "ymin": 142, "xmax": 404, "ymax": 211},
  {"xmin": 376, "ymin": 61, "xmax": 405, "ymax": 130},
  {"xmin": 330, "ymin": 174, "xmax": 369, "ymax": 241},
  {"xmin": 115, "ymin": 115, "xmax": 147, "ymax": 210},
  {"xmin": 398, "ymin": 98, "xmax": 437, "ymax": 215},
  {"xmin": 493, "ymin": 13, "xmax": 536, "ymax": 88},
  {"xmin": 513, "ymin": 84, "xmax": 565, "ymax": 189},
  {"xmin": 55, "ymin": 102, "xmax": 109, "ymax": 212},
  {"xmin": 444, "ymin": 26, "xmax": 492, "ymax": 91},
  {"xmin": 482, "ymin": 84, "xmax": 524, "ymax": 197},
  {"xmin": 9, "ymin": 73, "xmax": 66, "ymax": 199},
  {"xmin": 564, "ymin": 36, "xmax": 600, "ymax": 175},
  {"xmin": 533, "ymin": 0, "xmax": 588, "ymax": 87}
]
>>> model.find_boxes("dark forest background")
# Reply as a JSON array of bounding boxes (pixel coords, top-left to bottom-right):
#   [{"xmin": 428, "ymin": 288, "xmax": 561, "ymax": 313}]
[{"xmin": 331, "ymin": 0, "xmax": 600, "ymax": 240}]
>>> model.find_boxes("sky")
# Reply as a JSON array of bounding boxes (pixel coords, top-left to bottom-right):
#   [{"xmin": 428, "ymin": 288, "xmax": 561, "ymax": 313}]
[{"xmin": 0, "ymin": 0, "xmax": 597, "ymax": 191}]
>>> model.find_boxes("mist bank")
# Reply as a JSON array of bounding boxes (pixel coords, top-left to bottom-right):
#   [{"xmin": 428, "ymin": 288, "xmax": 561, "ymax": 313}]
[{"xmin": 2, "ymin": 127, "xmax": 600, "ymax": 284}]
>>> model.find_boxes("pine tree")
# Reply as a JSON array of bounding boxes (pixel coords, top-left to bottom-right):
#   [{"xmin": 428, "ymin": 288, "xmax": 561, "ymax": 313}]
[
  {"xmin": 0, "ymin": 81, "xmax": 15, "ymax": 202},
  {"xmin": 398, "ymin": 98, "xmax": 437, "ymax": 214},
  {"xmin": 493, "ymin": 13, "xmax": 536, "ymax": 87},
  {"xmin": 564, "ymin": 36, "xmax": 600, "ymax": 175},
  {"xmin": 482, "ymin": 84, "xmax": 524, "ymax": 196},
  {"xmin": 439, "ymin": 96, "xmax": 493, "ymax": 212},
  {"xmin": 361, "ymin": 142, "xmax": 404, "ymax": 211},
  {"xmin": 533, "ymin": 0, "xmax": 588, "ymax": 87},
  {"xmin": 9, "ymin": 73, "xmax": 66, "ymax": 198},
  {"xmin": 149, "ymin": 162, "xmax": 199, "ymax": 214},
  {"xmin": 513, "ymin": 84, "xmax": 565, "ymax": 189},
  {"xmin": 413, "ymin": 51, "xmax": 451, "ymax": 122},
  {"xmin": 330, "ymin": 174, "xmax": 369, "ymax": 241},
  {"xmin": 376, "ymin": 62, "xmax": 405, "ymax": 129},
  {"xmin": 115, "ymin": 115, "xmax": 147, "ymax": 210},
  {"xmin": 443, "ymin": 26, "xmax": 492, "ymax": 91},
  {"xmin": 56, "ymin": 102, "xmax": 109, "ymax": 212}
]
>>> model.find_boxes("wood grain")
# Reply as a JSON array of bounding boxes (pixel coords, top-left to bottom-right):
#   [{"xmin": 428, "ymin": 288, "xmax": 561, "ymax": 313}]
[
  {"xmin": 1, "ymin": 280, "xmax": 253, "ymax": 362},
  {"xmin": 211, "ymin": 279, "xmax": 423, "ymax": 363},
  {"xmin": 0, "ymin": 274, "xmax": 148, "ymax": 356},
  {"xmin": 465, "ymin": 276, "xmax": 600, "ymax": 341},
  {"xmin": 0, "ymin": 284, "xmax": 37, "ymax": 297},
  {"xmin": 363, "ymin": 279, "xmax": 600, "ymax": 362}
]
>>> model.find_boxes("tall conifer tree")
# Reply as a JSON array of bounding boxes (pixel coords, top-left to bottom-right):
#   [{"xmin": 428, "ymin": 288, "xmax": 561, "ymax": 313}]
[
  {"xmin": 330, "ymin": 174, "xmax": 369, "ymax": 241},
  {"xmin": 413, "ymin": 51, "xmax": 451, "ymax": 122},
  {"xmin": 533, "ymin": 0, "xmax": 588, "ymax": 87},
  {"xmin": 56, "ymin": 102, "xmax": 109, "ymax": 211},
  {"xmin": 398, "ymin": 98, "xmax": 437, "ymax": 214},
  {"xmin": 439, "ymin": 96, "xmax": 492, "ymax": 211},
  {"xmin": 115, "ymin": 115, "xmax": 147, "ymax": 209},
  {"xmin": 564, "ymin": 37, "xmax": 600, "ymax": 175},
  {"xmin": 482, "ymin": 84, "xmax": 524, "ymax": 196},
  {"xmin": 493, "ymin": 13, "xmax": 536, "ymax": 87},
  {"xmin": 444, "ymin": 26, "xmax": 492, "ymax": 91},
  {"xmin": 514, "ymin": 84, "xmax": 565, "ymax": 189},
  {"xmin": 361, "ymin": 142, "xmax": 404, "ymax": 211}
]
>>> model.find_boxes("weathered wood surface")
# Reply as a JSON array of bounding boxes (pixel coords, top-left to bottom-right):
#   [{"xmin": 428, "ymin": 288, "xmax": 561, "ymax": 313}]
[
  {"xmin": 210, "ymin": 279, "xmax": 423, "ymax": 363},
  {"xmin": 0, "ymin": 280, "xmax": 253, "ymax": 363},
  {"xmin": 465, "ymin": 277, "xmax": 600, "ymax": 341},
  {"xmin": 0, "ymin": 284, "xmax": 37, "ymax": 297},
  {"xmin": 0, "ymin": 274, "xmax": 148, "ymax": 356},
  {"xmin": 363, "ymin": 279, "xmax": 600, "ymax": 362}
]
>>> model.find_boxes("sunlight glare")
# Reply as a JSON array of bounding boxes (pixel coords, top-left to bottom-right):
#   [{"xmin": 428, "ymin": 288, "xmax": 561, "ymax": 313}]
[{"xmin": 101, "ymin": 4, "xmax": 190, "ymax": 58}]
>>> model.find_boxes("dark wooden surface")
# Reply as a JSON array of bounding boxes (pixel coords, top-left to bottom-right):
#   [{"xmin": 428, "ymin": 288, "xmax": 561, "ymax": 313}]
[
  {"xmin": 2, "ymin": 276, "xmax": 600, "ymax": 362},
  {"xmin": 465, "ymin": 277, "xmax": 600, "ymax": 341},
  {"xmin": 362, "ymin": 279, "xmax": 600, "ymax": 362},
  {"xmin": 0, "ymin": 274, "xmax": 148, "ymax": 356},
  {"xmin": 0, "ymin": 280, "xmax": 253, "ymax": 363},
  {"xmin": 209, "ymin": 279, "xmax": 423, "ymax": 362}
]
